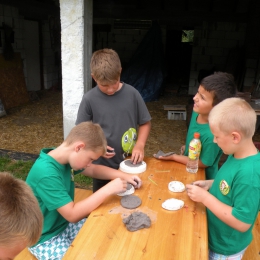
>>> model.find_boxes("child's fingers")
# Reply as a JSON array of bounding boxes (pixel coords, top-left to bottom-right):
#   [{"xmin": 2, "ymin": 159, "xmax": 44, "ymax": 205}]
[{"xmin": 133, "ymin": 177, "xmax": 142, "ymax": 188}]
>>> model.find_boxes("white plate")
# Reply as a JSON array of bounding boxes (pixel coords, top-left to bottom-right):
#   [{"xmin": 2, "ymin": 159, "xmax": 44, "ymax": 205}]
[
  {"xmin": 168, "ymin": 181, "xmax": 185, "ymax": 192},
  {"xmin": 162, "ymin": 198, "xmax": 184, "ymax": 211},
  {"xmin": 119, "ymin": 159, "xmax": 147, "ymax": 174}
]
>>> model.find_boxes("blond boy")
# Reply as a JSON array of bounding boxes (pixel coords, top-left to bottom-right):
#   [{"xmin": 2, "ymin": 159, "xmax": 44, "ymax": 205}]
[
  {"xmin": 186, "ymin": 98, "xmax": 260, "ymax": 259},
  {"xmin": 26, "ymin": 122, "xmax": 142, "ymax": 259}
]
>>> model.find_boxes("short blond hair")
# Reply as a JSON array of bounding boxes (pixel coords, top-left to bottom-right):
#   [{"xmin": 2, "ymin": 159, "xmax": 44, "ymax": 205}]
[
  {"xmin": 90, "ymin": 48, "xmax": 121, "ymax": 85},
  {"xmin": 0, "ymin": 172, "xmax": 43, "ymax": 247},
  {"xmin": 209, "ymin": 97, "xmax": 256, "ymax": 138},
  {"xmin": 65, "ymin": 122, "xmax": 107, "ymax": 154}
]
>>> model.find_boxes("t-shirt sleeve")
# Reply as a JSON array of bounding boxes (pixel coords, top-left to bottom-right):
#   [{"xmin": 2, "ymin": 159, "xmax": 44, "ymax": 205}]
[
  {"xmin": 231, "ymin": 169, "xmax": 260, "ymax": 224},
  {"xmin": 36, "ymin": 176, "xmax": 73, "ymax": 211},
  {"xmin": 135, "ymin": 90, "xmax": 151, "ymax": 125},
  {"xmin": 200, "ymin": 139, "xmax": 221, "ymax": 167}
]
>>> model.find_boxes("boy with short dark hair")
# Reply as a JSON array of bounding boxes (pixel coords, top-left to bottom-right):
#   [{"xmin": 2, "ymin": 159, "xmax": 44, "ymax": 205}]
[
  {"xmin": 0, "ymin": 172, "xmax": 43, "ymax": 260},
  {"xmin": 76, "ymin": 48, "xmax": 151, "ymax": 192},
  {"xmin": 186, "ymin": 97, "xmax": 260, "ymax": 259},
  {"xmin": 26, "ymin": 122, "xmax": 142, "ymax": 259},
  {"xmin": 154, "ymin": 72, "xmax": 237, "ymax": 179}
]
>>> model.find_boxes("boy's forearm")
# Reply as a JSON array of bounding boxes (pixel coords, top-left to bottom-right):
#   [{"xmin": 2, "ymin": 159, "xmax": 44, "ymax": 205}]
[
  {"xmin": 136, "ymin": 121, "xmax": 151, "ymax": 147},
  {"xmin": 172, "ymin": 154, "xmax": 207, "ymax": 168},
  {"xmin": 202, "ymin": 193, "xmax": 250, "ymax": 232},
  {"xmin": 58, "ymin": 186, "xmax": 114, "ymax": 222},
  {"xmin": 172, "ymin": 154, "xmax": 188, "ymax": 164}
]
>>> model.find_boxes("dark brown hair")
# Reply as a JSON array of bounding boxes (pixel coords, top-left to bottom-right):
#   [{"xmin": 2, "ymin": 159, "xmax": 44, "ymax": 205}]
[{"xmin": 200, "ymin": 72, "xmax": 237, "ymax": 106}]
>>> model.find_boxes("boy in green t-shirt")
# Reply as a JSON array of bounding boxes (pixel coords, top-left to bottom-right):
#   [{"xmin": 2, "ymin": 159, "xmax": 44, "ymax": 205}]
[
  {"xmin": 186, "ymin": 98, "xmax": 260, "ymax": 259},
  {"xmin": 26, "ymin": 122, "xmax": 142, "ymax": 260},
  {"xmin": 154, "ymin": 72, "xmax": 237, "ymax": 179}
]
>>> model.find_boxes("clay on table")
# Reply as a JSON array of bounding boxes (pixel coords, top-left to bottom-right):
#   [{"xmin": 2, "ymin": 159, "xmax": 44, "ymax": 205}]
[
  {"xmin": 123, "ymin": 212, "xmax": 151, "ymax": 231},
  {"xmin": 120, "ymin": 195, "xmax": 142, "ymax": 209}
]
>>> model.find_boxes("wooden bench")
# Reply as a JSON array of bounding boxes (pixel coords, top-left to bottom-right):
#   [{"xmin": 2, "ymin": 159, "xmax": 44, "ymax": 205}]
[
  {"xmin": 163, "ymin": 105, "xmax": 187, "ymax": 120},
  {"xmin": 14, "ymin": 188, "xmax": 92, "ymax": 260}
]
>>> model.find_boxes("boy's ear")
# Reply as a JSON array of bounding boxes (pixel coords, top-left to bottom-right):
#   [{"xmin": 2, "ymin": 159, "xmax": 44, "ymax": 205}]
[
  {"xmin": 231, "ymin": 131, "xmax": 241, "ymax": 144},
  {"xmin": 75, "ymin": 142, "xmax": 85, "ymax": 152},
  {"xmin": 91, "ymin": 74, "xmax": 96, "ymax": 82}
]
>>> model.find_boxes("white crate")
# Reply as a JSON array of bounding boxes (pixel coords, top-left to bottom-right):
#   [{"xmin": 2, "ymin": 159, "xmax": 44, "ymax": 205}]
[{"xmin": 167, "ymin": 110, "xmax": 186, "ymax": 120}]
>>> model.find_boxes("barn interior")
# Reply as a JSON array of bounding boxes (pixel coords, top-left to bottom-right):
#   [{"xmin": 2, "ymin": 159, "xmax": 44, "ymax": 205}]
[{"xmin": 0, "ymin": 0, "xmax": 260, "ymax": 108}]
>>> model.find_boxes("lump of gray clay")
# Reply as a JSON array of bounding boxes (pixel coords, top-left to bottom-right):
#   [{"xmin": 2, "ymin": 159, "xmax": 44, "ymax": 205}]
[
  {"xmin": 124, "ymin": 160, "xmax": 142, "ymax": 167},
  {"xmin": 120, "ymin": 195, "xmax": 141, "ymax": 209},
  {"xmin": 122, "ymin": 212, "xmax": 151, "ymax": 232}
]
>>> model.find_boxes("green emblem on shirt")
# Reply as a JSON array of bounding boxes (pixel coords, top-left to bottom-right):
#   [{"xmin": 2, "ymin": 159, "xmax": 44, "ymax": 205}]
[
  {"xmin": 219, "ymin": 180, "xmax": 229, "ymax": 195},
  {"xmin": 121, "ymin": 128, "xmax": 137, "ymax": 158}
]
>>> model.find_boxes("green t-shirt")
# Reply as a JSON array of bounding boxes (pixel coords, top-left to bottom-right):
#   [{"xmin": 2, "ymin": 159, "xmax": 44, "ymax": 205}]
[
  {"xmin": 26, "ymin": 148, "xmax": 81, "ymax": 246},
  {"xmin": 184, "ymin": 111, "xmax": 222, "ymax": 179},
  {"xmin": 208, "ymin": 153, "xmax": 260, "ymax": 255}
]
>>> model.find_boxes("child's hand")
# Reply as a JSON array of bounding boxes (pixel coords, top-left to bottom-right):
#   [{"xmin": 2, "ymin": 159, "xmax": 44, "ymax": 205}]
[
  {"xmin": 107, "ymin": 178, "xmax": 127, "ymax": 195},
  {"xmin": 186, "ymin": 183, "xmax": 208, "ymax": 203},
  {"xmin": 103, "ymin": 145, "xmax": 115, "ymax": 159},
  {"xmin": 192, "ymin": 180, "xmax": 212, "ymax": 191},
  {"xmin": 126, "ymin": 176, "xmax": 142, "ymax": 189},
  {"xmin": 131, "ymin": 145, "xmax": 144, "ymax": 164}
]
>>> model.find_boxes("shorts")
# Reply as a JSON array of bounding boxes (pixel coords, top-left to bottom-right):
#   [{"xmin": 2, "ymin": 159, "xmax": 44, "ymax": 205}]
[
  {"xmin": 29, "ymin": 218, "xmax": 86, "ymax": 260},
  {"xmin": 209, "ymin": 247, "xmax": 247, "ymax": 260}
]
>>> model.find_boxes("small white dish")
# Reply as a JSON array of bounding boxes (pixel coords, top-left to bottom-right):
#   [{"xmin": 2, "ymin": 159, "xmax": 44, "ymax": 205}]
[
  {"xmin": 168, "ymin": 181, "xmax": 185, "ymax": 192},
  {"xmin": 162, "ymin": 198, "xmax": 184, "ymax": 211}
]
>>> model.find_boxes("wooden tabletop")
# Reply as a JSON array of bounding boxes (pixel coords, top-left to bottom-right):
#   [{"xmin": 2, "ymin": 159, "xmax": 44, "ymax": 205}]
[{"xmin": 64, "ymin": 158, "xmax": 208, "ymax": 260}]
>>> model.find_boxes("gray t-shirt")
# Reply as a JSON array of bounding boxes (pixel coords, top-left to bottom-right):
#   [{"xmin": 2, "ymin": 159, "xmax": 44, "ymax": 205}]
[{"xmin": 76, "ymin": 82, "xmax": 151, "ymax": 169}]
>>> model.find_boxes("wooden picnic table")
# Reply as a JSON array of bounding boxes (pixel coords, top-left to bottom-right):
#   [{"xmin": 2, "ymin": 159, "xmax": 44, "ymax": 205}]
[{"xmin": 64, "ymin": 157, "xmax": 208, "ymax": 260}]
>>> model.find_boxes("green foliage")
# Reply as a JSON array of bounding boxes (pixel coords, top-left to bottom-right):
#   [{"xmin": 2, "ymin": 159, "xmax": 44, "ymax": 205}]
[
  {"xmin": 74, "ymin": 174, "xmax": 93, "ymax": 188},
  {"xmin": 0, "ymin": 156, "xmax": 93, "ymax": 188}
]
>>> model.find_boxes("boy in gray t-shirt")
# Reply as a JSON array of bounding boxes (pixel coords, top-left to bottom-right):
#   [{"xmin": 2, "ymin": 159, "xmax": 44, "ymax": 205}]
[{"xmin": 76, "ymin": 48, "xmax": 151, "ymax": 192}]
